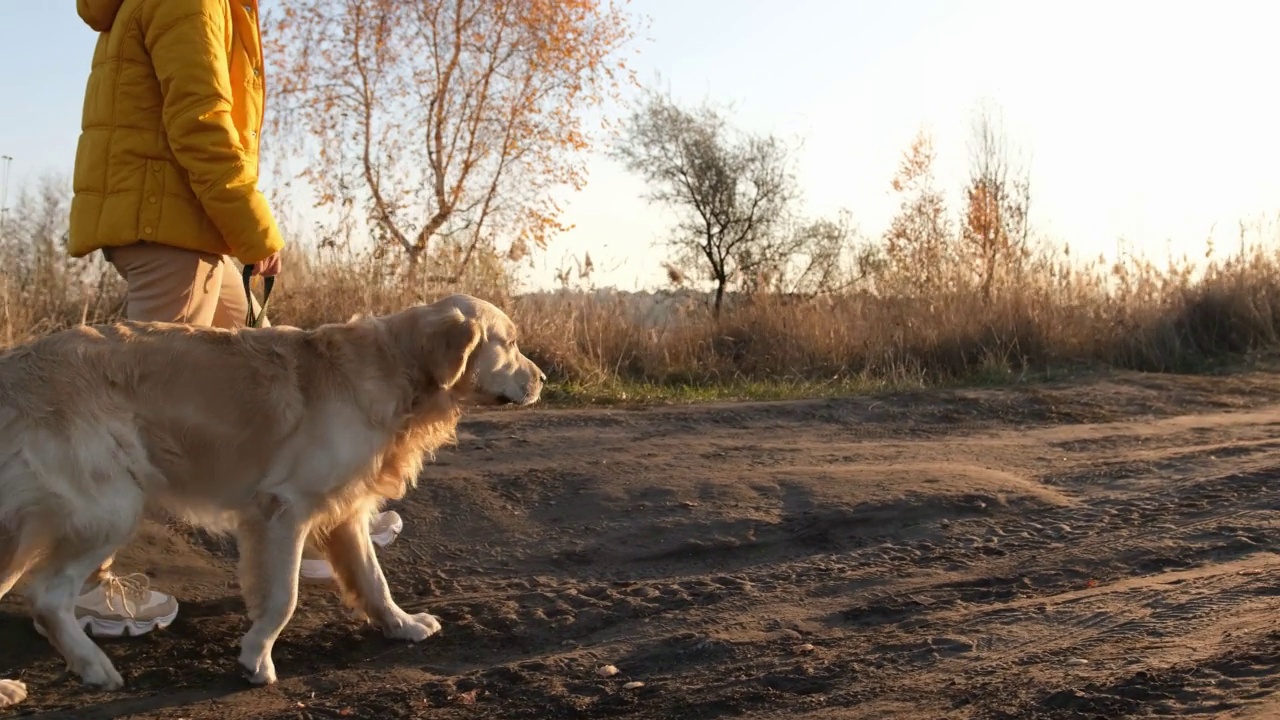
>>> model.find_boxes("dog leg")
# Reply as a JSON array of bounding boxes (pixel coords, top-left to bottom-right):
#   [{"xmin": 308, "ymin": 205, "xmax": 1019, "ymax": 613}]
[
  {"xmin": 324, "ymin": 514, "xmax": 442, "ymax": 641},
  {"xmin": 235, "ymin": 510, "xmax": 308, "ymax": 686},
  {"xmin": 24, "ymin": 547, "xmax": 124, "ymax": 690},
  {"xmin": 234, "ymin": 521, "xmax": 265, "ymax": 623}
]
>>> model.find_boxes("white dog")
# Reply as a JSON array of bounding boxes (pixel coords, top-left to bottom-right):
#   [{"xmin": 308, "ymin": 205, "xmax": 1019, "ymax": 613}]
[{"xmin": 0, "ymin": 293, "xmax": 543, "ymax": 707}]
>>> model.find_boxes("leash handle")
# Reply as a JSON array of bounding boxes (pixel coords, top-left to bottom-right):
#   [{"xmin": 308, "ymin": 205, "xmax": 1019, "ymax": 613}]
[{"xmin": 242, "ymin": 263, "xmax": 274, "ymax": 328}]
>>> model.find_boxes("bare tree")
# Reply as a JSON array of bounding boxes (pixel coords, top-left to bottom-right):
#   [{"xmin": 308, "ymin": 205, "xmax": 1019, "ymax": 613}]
[
  {"xmin": 613, "ymin": 87, "xmax": 804, "ymax": 317},
  {"xmin": 758, "ymin": 212, "xmax": 856, "ymax": 296},
  {"xmin": 265, "ymin": 0, "xmax": 638, "ymax": 281},
  {"xmin": 961, "ymin": 101, "xmax": 1033, "ymax": 302},
  {"xmin": 0, "ymin": 175, "xmax": 122, "ymax": 338},
  {"xmin": 3, "ymin": 175, "xmax": 71, "ymax": 288}
]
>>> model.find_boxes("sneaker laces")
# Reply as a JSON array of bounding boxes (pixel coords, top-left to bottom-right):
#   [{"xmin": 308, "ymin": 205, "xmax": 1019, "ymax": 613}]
[{"xmin": 101, "ymin": 573, "xmax": 154, "ymax": 619}]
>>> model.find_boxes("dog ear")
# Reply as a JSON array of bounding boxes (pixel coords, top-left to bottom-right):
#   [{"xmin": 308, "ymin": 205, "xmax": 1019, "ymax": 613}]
[{"xmin": 423, "ymin": 307, "xmax": 483, "ymax": 389}]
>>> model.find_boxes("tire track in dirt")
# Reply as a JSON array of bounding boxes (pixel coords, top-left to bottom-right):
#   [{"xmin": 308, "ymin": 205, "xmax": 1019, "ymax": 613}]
[
  {"xmin": 810, "ymin": 408, "xmax": 1280, "ymax": 717},
  {"xmin": 346, "ymin": 407, "xmax": 1280, "ymax": 718},
  {"xmin": 383, "ymin": 406, "xmax": 1280, "ymax": 719}
]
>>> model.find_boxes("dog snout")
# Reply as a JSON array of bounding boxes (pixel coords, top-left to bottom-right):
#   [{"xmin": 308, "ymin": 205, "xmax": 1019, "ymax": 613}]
[
  {"xmin": 523, "ymin": 358, "xmax": 546, "ymax": 405},
  {"xmin": 522, "ymin": 354, "xmax": 546, "ymax": 383}
]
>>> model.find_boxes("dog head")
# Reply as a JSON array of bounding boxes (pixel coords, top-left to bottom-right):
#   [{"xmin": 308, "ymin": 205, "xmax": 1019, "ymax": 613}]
[{"xmin": 411, "ymin": 293, "xmax": 545, "ymax": 407}]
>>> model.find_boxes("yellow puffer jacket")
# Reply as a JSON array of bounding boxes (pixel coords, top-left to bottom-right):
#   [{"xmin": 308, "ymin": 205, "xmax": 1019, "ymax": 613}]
[{"xmin": 69, "ymin": 0, "xmax": 283, "ymax": 265}]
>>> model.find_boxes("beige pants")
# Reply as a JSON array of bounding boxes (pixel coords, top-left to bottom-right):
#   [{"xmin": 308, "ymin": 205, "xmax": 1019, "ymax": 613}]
[
  {"xmin": 104, "ymin": 241, "xmax": 266, "ymax": 330},
  {"xmin": 90, "ymin": 241, "xmax": 270, "ymax": 584}
]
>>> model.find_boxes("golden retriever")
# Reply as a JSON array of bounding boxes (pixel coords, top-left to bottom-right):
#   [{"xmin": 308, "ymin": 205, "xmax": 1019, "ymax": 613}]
[{"xmin": 0, "ymin": 293, "xmax": 543, "ymax": 706}]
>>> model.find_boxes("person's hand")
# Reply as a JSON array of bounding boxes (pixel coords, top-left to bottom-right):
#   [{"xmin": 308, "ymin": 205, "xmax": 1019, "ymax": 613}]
[{"xmin": 251, "ymin": 251, "xmax": 282, "ymax": 277}]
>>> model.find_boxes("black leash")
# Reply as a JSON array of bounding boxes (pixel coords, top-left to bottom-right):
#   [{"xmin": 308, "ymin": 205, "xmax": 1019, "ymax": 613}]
[{"xmin": 242, "ymin": 263, "xmax": 275, "ymax": 328}]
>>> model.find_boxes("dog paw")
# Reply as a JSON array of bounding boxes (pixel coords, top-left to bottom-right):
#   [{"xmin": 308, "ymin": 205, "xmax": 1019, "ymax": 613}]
[
  {"xmin": 0, "ymin": 679, "xmax": 27, "ymax": 707},
  {"xmin": 383, "ymin": 611, "xmax": 443, "ymax": 642},
  {"xmin": 76, "ymin": 658, "xmax": 124, "ymax": 691},
  {"xmin": 237, "ymin": 650, "xmax": 277, "ymax": 686}
]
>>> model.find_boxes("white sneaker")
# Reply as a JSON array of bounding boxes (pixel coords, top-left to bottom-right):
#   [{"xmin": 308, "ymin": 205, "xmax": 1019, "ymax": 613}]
[
  {"xmin": 33, "ymin": 573, "xmax": 179, "ymax": 639},
  {"xmin": 370, "ymin": 510, "xmax": 405, "ymax": 547},
  {"xmin": 300, "ymin": 510, "xmax": 404, "ymax": 581}
]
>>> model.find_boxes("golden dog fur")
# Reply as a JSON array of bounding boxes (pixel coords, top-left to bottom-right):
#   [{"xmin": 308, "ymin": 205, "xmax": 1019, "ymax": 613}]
[{"xmin": 0, "ymin": 293, "xmax": 544, "ymax": 706}]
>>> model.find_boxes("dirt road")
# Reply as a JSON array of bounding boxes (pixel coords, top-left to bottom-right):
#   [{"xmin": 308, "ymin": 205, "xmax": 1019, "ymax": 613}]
[{"xmin": 4, "ymin": 370, "xmax": 1280, "ymax": 719}]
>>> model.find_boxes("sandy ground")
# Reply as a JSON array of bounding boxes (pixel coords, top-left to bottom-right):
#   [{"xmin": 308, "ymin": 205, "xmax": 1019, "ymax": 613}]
[{"xmin": 4, "ymin": 369, "xmax": 1280, "ymax": 719}]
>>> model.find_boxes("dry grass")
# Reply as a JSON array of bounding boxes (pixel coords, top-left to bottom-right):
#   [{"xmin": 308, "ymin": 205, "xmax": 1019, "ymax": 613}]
[
  {"xmin": 4, "ymin": 177, "xmax": 1280, "ymax": 404},
  {"xmin": 523, "ymin": 247, "xmax": 1280, "ymax": 397}
]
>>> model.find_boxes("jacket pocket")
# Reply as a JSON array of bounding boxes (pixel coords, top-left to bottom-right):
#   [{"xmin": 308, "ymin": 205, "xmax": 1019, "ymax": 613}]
[{"xmin": 139, "ymin": 158, "xmax": 167, "ymax": 241}]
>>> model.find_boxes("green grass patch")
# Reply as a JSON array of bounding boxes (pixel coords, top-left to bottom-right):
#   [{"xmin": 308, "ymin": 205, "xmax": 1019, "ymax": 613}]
[
  {"xmin": 542, "ymin": 376, "xmax": 907, "ymax": 407},
  {"xmin": 538, "ymin": 361, "xmax": 1119, "ymax": 408}
]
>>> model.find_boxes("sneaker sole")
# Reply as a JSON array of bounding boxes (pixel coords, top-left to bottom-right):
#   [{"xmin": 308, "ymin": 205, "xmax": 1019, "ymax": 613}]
[{"xmin": 33, "ymin": 606, "xmax": 178, "ymax": 639}]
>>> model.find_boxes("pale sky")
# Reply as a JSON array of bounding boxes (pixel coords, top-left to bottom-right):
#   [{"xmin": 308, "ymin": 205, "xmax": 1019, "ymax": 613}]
[{"xmin": 3, "ymin": 1, "xmax": 1279, "ymax": 291}]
